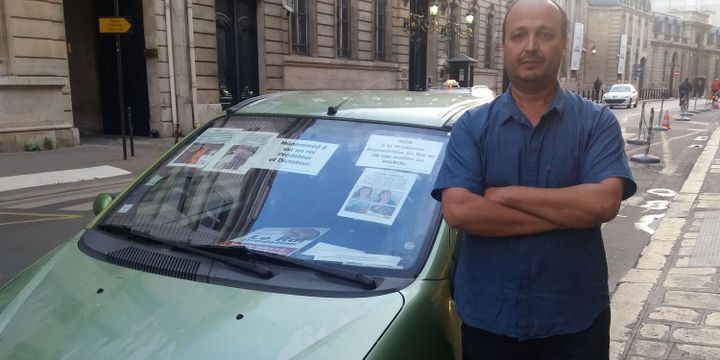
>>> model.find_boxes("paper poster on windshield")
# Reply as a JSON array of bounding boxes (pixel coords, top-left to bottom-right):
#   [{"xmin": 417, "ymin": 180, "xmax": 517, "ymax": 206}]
[
  {"xmin": 255, "ymin": 139, "xmax": 338, "ymax": 176},
  {"xmin": 168, "ymin": 128, "xmax": 245, "ymax": 168},
  {"xmin": 355, "ymin": 135, "xmax": 444, "ymax": 174},
  {"xmin": 313, "ymin": 252, "xmax": 403, "ymax": 269},
  {"xmin": 227, "ymin": 227, "xmax": 329, "ymax": 256},
  {"xmin": 338, "ymin": 168, "xmax": 417, "ymax": 225},
  {"xmin": 204, "ymin": 132, "xmax": 278, "ymax": 175}
]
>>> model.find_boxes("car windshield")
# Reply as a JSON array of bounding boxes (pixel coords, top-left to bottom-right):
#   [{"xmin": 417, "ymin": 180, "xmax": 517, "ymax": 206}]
[
  {"xmin": 609, "ymin": 85, "xmax": 631, "ymax": 92},
  {"xmin": 100, "ymin": 115, "xmax": 448, "ymax": 277}
]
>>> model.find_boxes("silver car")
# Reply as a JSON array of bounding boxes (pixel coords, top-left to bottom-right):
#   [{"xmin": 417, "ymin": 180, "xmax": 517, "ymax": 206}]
[{"xmin": 603, "ymin": 84, "xmax": 639, "ymax": 109}]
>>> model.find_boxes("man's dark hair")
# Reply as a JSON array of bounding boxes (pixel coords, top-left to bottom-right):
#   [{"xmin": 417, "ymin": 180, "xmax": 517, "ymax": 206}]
[{"xmin": 501, "ymin": 0, "xmax": 569, "ymax": 43}]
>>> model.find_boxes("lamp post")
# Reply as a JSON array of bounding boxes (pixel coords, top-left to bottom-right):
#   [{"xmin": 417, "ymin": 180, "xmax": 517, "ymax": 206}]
[
  {"xmin": 581, "ymin": 39, "xmax": 597, "ymax": 99},
  {"xmin": 402, "ymin": 1, "xmax": 475, "ymax": 90}
]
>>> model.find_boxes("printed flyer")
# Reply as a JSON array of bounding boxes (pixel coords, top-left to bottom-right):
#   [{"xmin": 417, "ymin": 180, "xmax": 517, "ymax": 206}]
[
  {"xmin": 337, "ymin": 168, "xmax": 417, "ymax": 225},
  {"xmin": 204, "ymin": 132, "xmax": 278, "ymax": 175},
  {"xmin": 167, "ymin": 128, "xmax": 245, "ymax": 169},
  {"xmin": 355, "ymin": 135, "xmax": 443, "ymax": 174},
  {"xmin": 255, "ymin": 138, "xmax": 338, "ymax": 176},
  {"xmin": 227, "ymin": 227, "xmax": 329, "ymax": 256}
]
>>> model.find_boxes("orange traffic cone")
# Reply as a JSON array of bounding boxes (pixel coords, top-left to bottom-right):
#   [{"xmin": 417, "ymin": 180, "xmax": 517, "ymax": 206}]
[{"xmin": 661, "ymin": 110, "xmax": 671, "ymax": 129}]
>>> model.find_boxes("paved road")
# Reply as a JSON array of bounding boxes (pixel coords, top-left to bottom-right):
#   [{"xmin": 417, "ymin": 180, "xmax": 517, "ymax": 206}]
[{"xmin": 1, "ymin": 104, "xmax": 719, "ymax": 293}]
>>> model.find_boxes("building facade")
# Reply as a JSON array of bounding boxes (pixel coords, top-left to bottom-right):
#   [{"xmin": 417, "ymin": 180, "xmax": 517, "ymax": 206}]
[
  {"xmin": 555, "ymin": 0, "xmax": 589, "ymax": 92},
  {"xmin": 586, "ymin": 0, "xmax": 654, "ymax": 92},
  {"xmin": 0, "ymin": 1, "xmax": 77, "ymax": 152},
  {"xmin": 0, "ymin": 0, "xmax": 506, "ymax": 152},
  {"xmin": 646, "ymin": 9, "xmax": 720, "ymax": 95},
  {"xmin": 653, "ymin": 0, "xmax": 720, "ymax": 27}
]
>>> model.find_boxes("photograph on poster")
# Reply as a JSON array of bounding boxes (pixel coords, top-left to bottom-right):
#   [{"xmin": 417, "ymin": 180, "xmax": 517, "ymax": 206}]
[
  {"xmin": 167, "ymin": 128, "xmax": 245, "ymax": 168},
  {"xmin": 338, "ymin": 168, "xmax": 416, "ymax": 225},
  {"xmin": 203, "ymin": 132, "xmax": 278, "ymax": 175}
]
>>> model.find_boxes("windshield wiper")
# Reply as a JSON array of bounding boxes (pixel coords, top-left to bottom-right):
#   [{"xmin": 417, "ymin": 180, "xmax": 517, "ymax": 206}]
[
  {"xmin": 203, "ymin": 244, "xmax": 379, "ymax": 290},
  {"xmin": 97, "ymin": 224, "xmax": 274, "ymax": 279}
]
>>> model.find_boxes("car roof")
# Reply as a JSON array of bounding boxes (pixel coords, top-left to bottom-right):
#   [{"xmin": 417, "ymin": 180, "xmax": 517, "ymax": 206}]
[{"xmin": 229, "ymin": 90, "xmax": 491, "ymax": 128}]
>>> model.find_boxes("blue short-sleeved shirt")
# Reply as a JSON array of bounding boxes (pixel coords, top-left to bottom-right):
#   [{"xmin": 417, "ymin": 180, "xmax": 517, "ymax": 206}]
[{"xmin": 432, "ymin": 86, "xmax": 637, "ymax": 340}]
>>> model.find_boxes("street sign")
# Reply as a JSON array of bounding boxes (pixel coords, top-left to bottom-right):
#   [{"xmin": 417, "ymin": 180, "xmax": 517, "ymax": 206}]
[
  {"xmin": 674, "ymin": 69, "xmax": 680, "ymax": 77},
  {"xmin": 99, "ymin": 17, "xmax": 131, "ymax": 34}
]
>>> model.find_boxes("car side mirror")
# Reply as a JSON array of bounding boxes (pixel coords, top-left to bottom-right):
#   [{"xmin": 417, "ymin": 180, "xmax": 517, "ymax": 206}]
[{"xmin": 93, "ymin": 193, "xmax": 114, "ymax": 215}]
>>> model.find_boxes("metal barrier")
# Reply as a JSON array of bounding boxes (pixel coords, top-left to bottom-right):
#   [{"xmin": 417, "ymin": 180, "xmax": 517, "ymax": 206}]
[{"xmin": 630, "ymin": 104, "xmax": 660, "ymax": 164}]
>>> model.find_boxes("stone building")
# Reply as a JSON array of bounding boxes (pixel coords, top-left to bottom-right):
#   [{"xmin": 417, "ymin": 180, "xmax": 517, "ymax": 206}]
[
  {"xmin": 0, "ymin": 1, "xmax": 78, "ymax": 152},
  {"xmin": 585, "ymin": 0, "xmax": 654, "ymax": 92},
  {"xmin": 0, "ymin": 0, "xmax": 505, "ymax": 153},
  {"xmin": 554, "ymin": 0, "xmax": 589, "ymax": 92},
  {"xmin": 645, "ymin": 10, "xmax": 720, "ymax": 96}
]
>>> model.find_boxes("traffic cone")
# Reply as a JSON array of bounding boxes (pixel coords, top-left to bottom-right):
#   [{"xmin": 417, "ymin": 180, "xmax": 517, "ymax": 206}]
[{"xmin": 661, "ymin": 110, "xmax": 671, "ymax": 130}]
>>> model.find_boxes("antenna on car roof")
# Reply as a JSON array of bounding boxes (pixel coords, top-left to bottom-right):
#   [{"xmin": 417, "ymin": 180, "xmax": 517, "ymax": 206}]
[{"xmin": 327, "ymin": 80, "xmax": 383, "ymax": 116}]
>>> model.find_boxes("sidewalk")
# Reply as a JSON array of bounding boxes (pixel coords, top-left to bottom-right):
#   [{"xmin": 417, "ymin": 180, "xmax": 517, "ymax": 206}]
[
  {"xmin": 0, "ymin": 134, "xmax": 175, "ymax": 178},
  {"xmin": 0, "ymin": 135, "xmax": 176, "ymax": 199},
  {"xmin": 611, "ymin": 125, "xmax": 720, "ymax": 359}
]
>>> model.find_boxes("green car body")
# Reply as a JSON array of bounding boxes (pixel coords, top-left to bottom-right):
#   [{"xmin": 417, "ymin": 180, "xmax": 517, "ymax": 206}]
[{"xmin": 0, "ymin": 91, "xmax": 488, "ymax": 359}]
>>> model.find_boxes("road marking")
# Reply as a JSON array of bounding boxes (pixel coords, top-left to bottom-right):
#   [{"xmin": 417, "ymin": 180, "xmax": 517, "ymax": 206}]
[
  {"xmin": 59, "ymin": 202, "xmax": 94, "ymax": 212},
  {"xmin": 0, "ymin": 166, "xmax": 130, "ymax": 193},
  {"xmin": 647, "ymin": 188, "xmax": 677, "ymax": 197},
  {"xmin": 661, "ymin": 131, "xmax": 672, "ymax": 165},
  {"xmin": 0, "ymin": 211, "xmax": 82, "ymax": 226},
  {"xmin": 2, "ymin": 186, "xmax": 125, "ymax": 210}
]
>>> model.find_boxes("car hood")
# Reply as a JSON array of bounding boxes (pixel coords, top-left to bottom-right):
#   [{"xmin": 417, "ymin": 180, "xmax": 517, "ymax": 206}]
[
  {"xmin": 0, "ymin": 236, "xmax": 404, "ymax": 359},
  {"xmin": 605, "ymin": 91, "xmax": 633, "ymax": 96}
]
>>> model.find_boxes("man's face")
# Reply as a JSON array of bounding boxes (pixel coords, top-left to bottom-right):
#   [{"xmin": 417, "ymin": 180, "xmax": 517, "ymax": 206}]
[{"xmin": 503, "ymin": 0, "xmax": 566, "ymax": 87}]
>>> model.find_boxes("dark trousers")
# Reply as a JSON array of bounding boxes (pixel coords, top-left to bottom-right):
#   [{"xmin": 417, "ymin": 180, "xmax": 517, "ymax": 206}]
[{"xmin": 461, "ymin": 307, "xmax": 610, "ymax": 360}]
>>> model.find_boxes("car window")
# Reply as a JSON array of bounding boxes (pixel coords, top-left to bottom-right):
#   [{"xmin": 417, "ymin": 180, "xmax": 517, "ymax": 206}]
[
  {"xmin": 609, "ymin": 85, "xmax": 631, "ymax": 92},
  {"xmin": 100, "ymin": 115, "xmax": 448, "ymax": 277}
]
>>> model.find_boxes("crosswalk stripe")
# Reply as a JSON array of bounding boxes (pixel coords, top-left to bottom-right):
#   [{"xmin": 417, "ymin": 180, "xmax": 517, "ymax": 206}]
[{"xmin": 0, "ymin": 166, "xmax": 130, "ymax": 192}]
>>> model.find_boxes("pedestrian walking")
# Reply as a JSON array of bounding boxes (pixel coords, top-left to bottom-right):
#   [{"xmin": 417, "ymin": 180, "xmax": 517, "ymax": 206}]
[
  {"xmin": 431, "ymin": 1, "xmax": 637, "ymax": 359},
  {"xmin": 593, "ymin": 77, "xmax": 603, "ymax": 102},
  {"xmin": 679, "ymin": 78, "xmax": 692, "ymax": 108}
]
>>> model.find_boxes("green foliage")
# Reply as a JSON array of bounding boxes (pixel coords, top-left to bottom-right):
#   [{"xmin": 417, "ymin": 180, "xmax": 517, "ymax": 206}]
[
  {"xmin": 23, "ymin": 137, "xmax": 55, "ymax": 151},
  {"xmin": 24, "ymin": 142, "xmax": 41, "ymax": 151},
  {"xmin": 43, "ymin": 137, "xmax": 55, "ymax": 150}
]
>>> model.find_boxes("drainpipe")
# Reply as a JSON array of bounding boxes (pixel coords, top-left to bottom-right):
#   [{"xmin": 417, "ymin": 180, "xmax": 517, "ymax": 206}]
[
  {"xmin": 164, "ymin": 0, "xmax": 179, "ymax": 143},
  {"xmin": 186, "ymin": 0, "xmax": 198, "ymax": 129}
]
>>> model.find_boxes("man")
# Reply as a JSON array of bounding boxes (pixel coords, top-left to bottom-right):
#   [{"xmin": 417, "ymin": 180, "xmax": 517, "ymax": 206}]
[
  {"xmin": 432, "ymin": 1, "xmax": 637, "ymax": 359},
  {"xmin": 679, "ymin": 78, "xmax": 692, "ymax": 108},
  {"xmin": 593, "ymin": 77, "xmax": 603, "ymax": 102},
  {"xmin": 711, "ymin": 78, "xmax": 720, "ymax": 99}
]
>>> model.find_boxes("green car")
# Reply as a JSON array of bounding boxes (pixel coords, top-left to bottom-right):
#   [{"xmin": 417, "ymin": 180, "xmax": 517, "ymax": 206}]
[{"xmin": 0, "ymin": 90, "xmax": 489, "ymax": 359}]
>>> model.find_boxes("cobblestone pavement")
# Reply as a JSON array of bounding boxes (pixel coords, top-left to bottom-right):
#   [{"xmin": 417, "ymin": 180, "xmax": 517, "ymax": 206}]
[{"xmin": 611, "ymin": 125, "xmax": 720, "ymax": 359}]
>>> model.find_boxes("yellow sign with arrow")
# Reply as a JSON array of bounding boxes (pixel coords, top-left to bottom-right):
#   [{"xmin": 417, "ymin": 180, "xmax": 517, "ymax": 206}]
[{"xmin": 99, "ymin": 17, "xmax": 132, "ymax": 34}]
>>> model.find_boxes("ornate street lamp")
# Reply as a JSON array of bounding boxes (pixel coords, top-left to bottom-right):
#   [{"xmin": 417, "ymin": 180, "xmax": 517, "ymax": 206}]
[{"xmin": 403, "ymin": 2, "xmax": 473, "ymax": 39}]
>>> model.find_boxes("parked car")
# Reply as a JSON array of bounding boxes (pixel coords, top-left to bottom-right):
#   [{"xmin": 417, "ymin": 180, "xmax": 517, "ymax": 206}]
[
  {"xmin": 470, "ymin": 85, "xmax": 498, "ymax": 101},
  {"xmin": 603, "ymin": 83, "xmax": 639, "ymax": 109},
  {"xmin": 429, "ymin": 84, "xmax": 498, "ymax": 102},
  {"xmin": 0, "ymin": 90, "xmax": 492, "ymax": 360}
]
